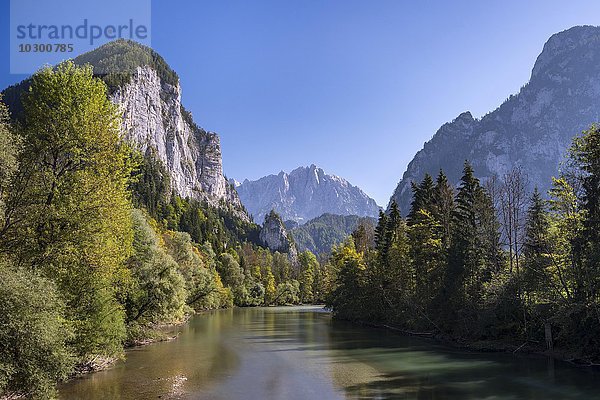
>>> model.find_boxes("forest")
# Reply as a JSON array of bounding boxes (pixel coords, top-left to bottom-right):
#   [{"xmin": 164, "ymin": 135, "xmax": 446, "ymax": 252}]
[
  {"xmin": 327, "ymin": 127, "xmax": 600, "ymax": 363},
  {"xmin": 0, "ymin": 63, "xmax": 325, "ymax": 399}
]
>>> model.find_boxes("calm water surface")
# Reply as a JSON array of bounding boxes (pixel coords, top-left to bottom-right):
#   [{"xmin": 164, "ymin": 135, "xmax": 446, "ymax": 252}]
[{"xmin": 60, "ymin": 306, "xmax": 600, "ymax": 399}]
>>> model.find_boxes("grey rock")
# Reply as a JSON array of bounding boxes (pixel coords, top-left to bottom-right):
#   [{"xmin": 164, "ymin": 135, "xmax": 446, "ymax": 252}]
[
  {"xmin": 259, "ymin": 211, "xmax": 298, "ymax": 262},
  {"xmin": 109, "ymin": 65, "xmax": 247, "ymax": 219},
  {"xmin": 237, "ymin": 164, "xmax": 381, "ymax": 224},
  {"xmin": 389, "ymin": 25, "xmax": 600, "ymax": 213}
]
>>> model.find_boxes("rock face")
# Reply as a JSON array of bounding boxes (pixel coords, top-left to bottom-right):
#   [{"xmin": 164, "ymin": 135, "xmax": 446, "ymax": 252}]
[
  {"xmin": 108, "ymin": 65, "xmax": 243, "ymax": 213},
  {"xmin": 1, "ymin": 39, "xmax": 247, "ymax": 219},
  {"xmin": 259, "ymin": 211, "xmax": 298, "ymax": 262},
  {"xmin": 237, "ymin": 165, "xmax": 381, "ymax": 224},
  {"xmin": 389, "ymin": 25, "xmax": 600, "ymax": 213}
]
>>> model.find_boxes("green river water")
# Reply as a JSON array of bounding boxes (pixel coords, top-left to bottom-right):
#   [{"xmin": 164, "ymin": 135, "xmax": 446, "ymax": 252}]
[{"xmin": 59, "ymin": 306, "xmax": 600, "ymax": 399}]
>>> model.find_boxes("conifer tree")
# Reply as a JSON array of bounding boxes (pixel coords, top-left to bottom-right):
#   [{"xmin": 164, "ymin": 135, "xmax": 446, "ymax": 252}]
[
  {"xmin": 522, "ymin": 188, "xmax": 552, "ymax": 299},
  {"xmin": 433, "ymin": 170, "xmax": 454, "ymax": 249},
  {"xmin": 407, "ymin": 174, "xmax": 435, "ymax": 226}
]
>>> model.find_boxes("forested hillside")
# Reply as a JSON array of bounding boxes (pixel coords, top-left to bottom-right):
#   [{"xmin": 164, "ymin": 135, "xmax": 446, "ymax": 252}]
[
  {"xmin": 0, "ymin": 63, "xmax": 328, "ymax": 399},
  {"xmin": 328, "ymin": 126, "xmax": 600, "ymax": 362},
  {"xmin": 289, "ymin": 213, "xmax": 375, "ymax": 255}
]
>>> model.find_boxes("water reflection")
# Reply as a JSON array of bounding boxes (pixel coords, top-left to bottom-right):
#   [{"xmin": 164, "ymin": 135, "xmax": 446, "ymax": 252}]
[{"xmin": 60, "ymin": 306, "xmax": 600, "ymax": 399}]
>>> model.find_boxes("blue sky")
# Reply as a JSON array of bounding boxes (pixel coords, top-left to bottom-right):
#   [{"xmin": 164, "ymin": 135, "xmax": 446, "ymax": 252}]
[{"xmin": 2, "ymin": 1, "xmax": 600, "ymax": 206}]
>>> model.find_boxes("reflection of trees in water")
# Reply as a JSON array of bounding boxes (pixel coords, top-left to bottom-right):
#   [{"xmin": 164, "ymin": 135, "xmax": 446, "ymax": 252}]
[
  {"xmin": 323, "ymin": 319, "xmax": 596, "ymax": 400},
  {"xmin": 61, "ymin": 308, "xmax": 600, "ymax": 400}
]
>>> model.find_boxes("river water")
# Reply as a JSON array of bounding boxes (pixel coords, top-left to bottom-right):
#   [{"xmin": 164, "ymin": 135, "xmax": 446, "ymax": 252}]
[{"xmin": 59, "ymin": 306, "xmax": 600, "ymax": 399}]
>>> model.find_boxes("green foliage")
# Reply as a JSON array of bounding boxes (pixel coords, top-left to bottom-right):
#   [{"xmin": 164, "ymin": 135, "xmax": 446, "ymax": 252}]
[
  {"xmin": 73, "ymin": 39, "xmax": 179, "ymax": 91},
  {"xmin": 298, "ymin": 251, "xmax": 318, "ymax": 303},
  {"xmin": 275, "ymin": 280, "xmax": 300, "ymax": 305},
  {"xmin": 0, "ymin": 259, "xmax": 73, "ymax": 399},
  {"xmin": 0, "ymin": 96, "xmax": 19, "ymax": 229},
  {"xmin": 289, "ymin": 213, "xmax": 376, "ymax": 255},
  {"xmin": 126, "ymin": 210, "xmax": 187, "ymax": 325},
  {"xmin": 12, "ymin": 62, "xmax": 134, "ymax": 359}
]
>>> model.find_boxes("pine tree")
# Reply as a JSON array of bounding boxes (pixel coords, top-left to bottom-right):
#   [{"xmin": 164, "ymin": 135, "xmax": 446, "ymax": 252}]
[
  {"xmin": 374, "ymin": 210, "xmax": 389, "ymax": 255},
  {"xmin": 407, "ymin": 174, "xmax": 435, "ymax": 226},
  {"xmin": 433, "ymin": 170, "xmax": 454, "ymax": 249},
  {"xmin": 522, "ymin": 188, "xmax": 552, "ymax": 300}
]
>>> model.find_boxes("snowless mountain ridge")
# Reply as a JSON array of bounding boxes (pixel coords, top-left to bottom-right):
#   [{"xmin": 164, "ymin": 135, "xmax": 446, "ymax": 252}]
[
  {"xmin": 388, "ymin": 25, "xmax": 600, "ymax": 214},
  {"xmin": 236, "ymin": 164, "xmax": 381, "ymax": 224}
]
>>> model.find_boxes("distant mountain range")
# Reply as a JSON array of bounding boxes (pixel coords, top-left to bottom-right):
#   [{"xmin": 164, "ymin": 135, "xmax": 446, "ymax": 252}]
[
  {"xmin": 389, "ymin": 25, "xmax": 600, "ymax": 213},
  {"xmin": 236, "ymin": 165, "xmax": 381, "ymax": 224},
  {"xmin": 289, "ymin": 213, "xmax": 376, "ymax": 255}
]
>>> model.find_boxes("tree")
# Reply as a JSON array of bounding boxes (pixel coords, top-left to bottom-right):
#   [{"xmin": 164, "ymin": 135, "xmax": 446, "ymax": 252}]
[
  {"xmin": 263, "ymin": 267, "xmax": 276, "ymax": 305},
  {"xmin": 0, "ymin": 259, "xmax": 73, "ymax": 399},
  {"xmin": 218, "ymin": 253, "xmax": 244, "ymax": 304},
  {"xmin": 298, "ymin": 251, "xmax": 318, "ymax": 303},
  {"xmin": 126, "ymin": 210, "xmax": 187, "ymax": 325},
  {"xmin": 14, "ymin": 62, "xmax": 134, "ymax": 358},
  {"xmin": 326, "ymin": 239, "xmax": 369, "ymax": 320},
  {"xmin": 448, "ymin": 161, "xmax": 497, "ymax": 312},
  {"xmin": 407, "ymin": 174, "xmax": 435, "ymax": 226},
  {"xmin": 374, "ymin": 210, "xmax": 388, "ymax": 255},
  {"xmin": 569, "ymin": 124, "xmax": 600, "ymax": 302},
  {"xmin": 0, "ymin": 96, "xmax": 20, "ymax": 243},
  {"xmin": 522, "ymin": 188, "xmax": 554, "ymax": 301},
  {"xmin": 433, "ymin": 170, "xmax": 454, "ymax": 249},
  {"xmin": 498, "ymin": 167, "xmax": 529, "ymax": 274}
]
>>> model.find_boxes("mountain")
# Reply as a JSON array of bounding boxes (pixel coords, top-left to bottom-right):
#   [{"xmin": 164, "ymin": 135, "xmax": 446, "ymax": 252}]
[
  {"xmin": 2, "ymin": 40, "xmax": 248, "ymax": 220},
  {"xmin": 389, "ymin": 25, "xmax": 600, "ymax": 213},
  {"xmin": 237, "ymin": 164, "xmax": 381, "ymax": 224},
  {"xmin": 260, "ymin": 210, "xmax": 298, "ymax": 262},
  {"xmin": 289, "ymin": 213, "xmax": 376, "ymax": 255}
]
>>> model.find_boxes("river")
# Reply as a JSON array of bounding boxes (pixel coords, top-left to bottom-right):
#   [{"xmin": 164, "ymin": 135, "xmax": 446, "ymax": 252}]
[{"xmin": 59, "ymin": 305, "xmax": 600, "ymax": 399}]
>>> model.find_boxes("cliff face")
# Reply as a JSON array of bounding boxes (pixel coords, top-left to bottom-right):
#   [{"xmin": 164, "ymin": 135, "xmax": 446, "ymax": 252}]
[
  {"xmin": 109, "ymin": 65, "xmax": 243, "ymax": 213},
  {"xmin": 259, "ymin": 211, "xmax": 298, "ymax": 262},
  {"xmin": 237, "ymin": 165, "xmax": 381, "ymax": 224},
  {"xmin": 389, "ymin": 25, "xmax": 600, "ymax": 213},
  {"xmin": 2, "ymin": 40, "xmax": 248, "ymax": 220}
]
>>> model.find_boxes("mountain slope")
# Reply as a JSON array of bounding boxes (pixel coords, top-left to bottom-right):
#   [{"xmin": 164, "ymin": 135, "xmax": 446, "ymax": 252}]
[
  {"xmin": 289, "ymin": 213, "xmax": 376, "ymax": 255},
  {"xmin": 2, "ymin": 40, "xmax": 248, "ymax": 220},
  {"xmin": 389, "ymin": 25, "xmax": 600, "ymax": 213},
  {"xmin": 236, "ymin": 164, "xmax": 381, "ymax": 223}
]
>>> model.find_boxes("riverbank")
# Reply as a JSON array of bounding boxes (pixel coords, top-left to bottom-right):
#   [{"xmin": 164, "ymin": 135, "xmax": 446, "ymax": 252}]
[{"xmin": 341, "ymin": 316, "xmax": 599, "ymax": 368}]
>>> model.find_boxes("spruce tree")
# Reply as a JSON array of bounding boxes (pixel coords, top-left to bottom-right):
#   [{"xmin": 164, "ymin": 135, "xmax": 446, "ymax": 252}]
[
  {"xmin": 431, "ymin": 171, "xmax": 454, "ymax": 249},
  {"xmin": 448, "ymin": 161, "xmax": 484, "ymax": 308},
  {"xmin": 522, "ymin": 188, "xmax": 552, "ymax": 299},
  {"xmin": 407, "ymin": 174, "xmax": 435, "ymax": 226},
  {"xmin": 570, "ymin": 124, "xmax": 600, "ymax": 301}
]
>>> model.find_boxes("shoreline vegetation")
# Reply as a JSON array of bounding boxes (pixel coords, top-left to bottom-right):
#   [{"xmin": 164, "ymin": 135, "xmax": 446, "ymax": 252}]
[
  {"xmin": 0, "ymin": 63, "xmax": 326, "ymax": 399},
  {"xmin": 326, "ymin": 124, "xmax": 600, "ymax": 369}
]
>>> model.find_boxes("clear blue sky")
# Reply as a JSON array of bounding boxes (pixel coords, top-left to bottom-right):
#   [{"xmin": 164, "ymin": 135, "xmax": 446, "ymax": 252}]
[{"xmin": 2, "ymin": 1, "xmax": 600, "ymax": 206}]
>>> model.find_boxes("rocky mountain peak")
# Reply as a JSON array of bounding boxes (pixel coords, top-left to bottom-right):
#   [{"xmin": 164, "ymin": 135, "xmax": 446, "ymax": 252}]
[
  {"xmin": 388, "ymin": 25, "xmax": 600, "ymax": 214},
  {"xmin": 2, "ymin": 40, "xmax": 248, "ymax": 220},
  {"xmin": 259, "ymin": 210, "xmax": 298, "ymax": 262},
  {"xmin": 81, "ymin": 41, "xmax": 248, "ymax": 219},
  {"xmin": 237, "ymin": 165, "xmax": 381, "ymax": 223},
  {"xmin": 532, "ymin": 25, "xmax": 600, "ymax": 78}
]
